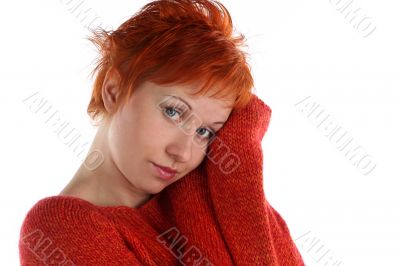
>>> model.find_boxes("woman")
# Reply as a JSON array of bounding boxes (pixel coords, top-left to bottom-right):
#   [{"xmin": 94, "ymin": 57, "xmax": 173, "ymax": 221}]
[{"xmin": 19, "ymin": 0, "xmax": 305, "ymax": 265}]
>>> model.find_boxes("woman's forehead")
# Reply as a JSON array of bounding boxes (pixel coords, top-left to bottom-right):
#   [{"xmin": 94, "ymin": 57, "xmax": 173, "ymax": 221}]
[{"xmin": 143, "ymin": 80, "xmax": 234, "ymax": 108}]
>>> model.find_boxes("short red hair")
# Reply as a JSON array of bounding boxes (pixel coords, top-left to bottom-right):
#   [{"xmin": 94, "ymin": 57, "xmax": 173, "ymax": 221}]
[{"xmin": 86, "ymin": 0, "xmax": 255, "ymax": 124}]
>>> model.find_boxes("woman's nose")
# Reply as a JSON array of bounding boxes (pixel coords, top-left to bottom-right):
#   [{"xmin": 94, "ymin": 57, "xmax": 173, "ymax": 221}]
[{"xmin": 166, "ymin": 120, "xmax": 199, "ymax": 163}]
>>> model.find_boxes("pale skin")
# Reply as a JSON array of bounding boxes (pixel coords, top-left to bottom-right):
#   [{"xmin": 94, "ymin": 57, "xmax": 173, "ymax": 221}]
[{"xmin": 59, "ymin": 68, "xmax": 234, "ymax": 208}]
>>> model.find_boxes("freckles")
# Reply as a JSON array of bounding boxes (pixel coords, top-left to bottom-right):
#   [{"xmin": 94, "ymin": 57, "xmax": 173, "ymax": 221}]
[
  {"xmin": 193, "ymin": 148, "xmax": 207, "ymax": 161},
  {"xmin": 191, "ymin": 138, "xmax": 209, "ymax": 152}
]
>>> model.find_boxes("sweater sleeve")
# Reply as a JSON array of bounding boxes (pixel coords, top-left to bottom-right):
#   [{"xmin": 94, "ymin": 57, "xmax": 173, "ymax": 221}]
[
  {"xmin": 204, "ymin": 94, "xmax": 305, "ymax": 265},
  {"xmin": 18, "ymin": 197, "xmax": 142, "ymax": 265}
]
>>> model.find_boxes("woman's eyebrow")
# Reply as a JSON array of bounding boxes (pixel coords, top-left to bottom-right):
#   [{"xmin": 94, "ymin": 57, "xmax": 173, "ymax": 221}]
[
  {"xmin": 165, "ymin": 94, "xmax": 227, "ymax": 125},
  {"xmin": 165, "ymin": 95, "xmax": 192, "ymax": 111}
]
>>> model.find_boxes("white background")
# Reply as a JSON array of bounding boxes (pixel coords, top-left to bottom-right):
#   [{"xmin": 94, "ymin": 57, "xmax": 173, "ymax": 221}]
[{"xmin": 1, "ymin": 0, "xmax": 399, "ymax": 265}]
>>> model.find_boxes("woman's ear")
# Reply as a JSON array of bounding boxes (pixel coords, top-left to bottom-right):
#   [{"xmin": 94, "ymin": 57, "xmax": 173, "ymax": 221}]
[{"xmin": 102, "ymin": 67, "xmax": 122, "ymax": 115}]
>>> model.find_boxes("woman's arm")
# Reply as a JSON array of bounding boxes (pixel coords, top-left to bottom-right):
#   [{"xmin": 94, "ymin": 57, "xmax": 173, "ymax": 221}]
[
  {"xmin": 156, "ymin": 94, "xmax": 305, "ymax": 265},
  {"xmin": 205, "ymin": 94, "xmax": 304, "ymax": 265}
]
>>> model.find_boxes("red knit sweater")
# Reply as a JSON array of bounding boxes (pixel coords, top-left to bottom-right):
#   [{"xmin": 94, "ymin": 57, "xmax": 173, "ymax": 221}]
[{"xmin": 19, "ymin": 94, "xmax": 305, "ymax": 265}]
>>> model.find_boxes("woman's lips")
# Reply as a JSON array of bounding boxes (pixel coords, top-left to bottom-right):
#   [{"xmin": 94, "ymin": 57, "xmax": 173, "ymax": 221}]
[{"xmin": 151, "ymin": 162, "xmax": 177, "ymax": 180}]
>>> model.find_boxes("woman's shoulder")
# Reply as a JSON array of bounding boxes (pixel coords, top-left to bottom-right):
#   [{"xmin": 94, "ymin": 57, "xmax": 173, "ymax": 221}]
[
  {"xmin": 22, "ymin": 195, "xmax": 100, "ymax": 220},
  {"xmin": 30, "ymin": 194, "xmax": 96, "ymax": 207},
  {"xmin": 20, "ymin": 195, "xmax": 111, "ymax": 232},
  {"xmin": 19, "ymin": 196, "xmax": 127, "ymax": 264},
  {"xmin": 19, "ymin": 195, "xmax": 108, "ymax": 241}
]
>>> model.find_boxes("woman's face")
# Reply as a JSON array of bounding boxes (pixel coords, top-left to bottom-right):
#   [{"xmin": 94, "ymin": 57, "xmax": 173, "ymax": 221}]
[{"xmin": 105, "ymin": 79, "xmax": 234, "ymax": 194}]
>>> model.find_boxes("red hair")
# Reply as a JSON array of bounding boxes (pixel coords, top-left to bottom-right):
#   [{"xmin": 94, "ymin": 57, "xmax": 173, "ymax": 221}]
[{"xmin": 86, "ymin": 0, "xmax": 255, "ymax": 124}]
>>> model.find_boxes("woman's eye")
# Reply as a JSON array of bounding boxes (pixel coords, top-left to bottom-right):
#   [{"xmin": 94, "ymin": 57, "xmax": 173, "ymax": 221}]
[
  {"xmin": 196, "ymin": 128, "xmax": 215, "ymax": 140},
  {"xmin": 163, "ymin": 106, "xmax": 215, "ymax": 140},
  {"xmin": 164, "ymin": 106, "xmax": 183, "ymax": 121}
]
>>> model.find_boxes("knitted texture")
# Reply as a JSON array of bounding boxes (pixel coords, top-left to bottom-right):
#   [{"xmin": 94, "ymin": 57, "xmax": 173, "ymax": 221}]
[{"xmin": 19, "ymin": 94, "xmax": 305, "ymax": 265}]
